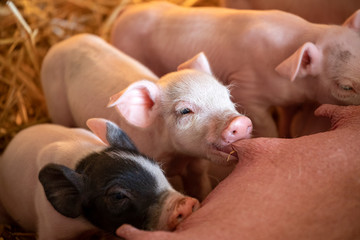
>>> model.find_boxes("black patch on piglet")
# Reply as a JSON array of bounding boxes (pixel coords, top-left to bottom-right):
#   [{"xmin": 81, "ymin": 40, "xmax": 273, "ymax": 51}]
[
  {"xmin": 77, "ymin": 148, "xmax": 160, "ymax": 232},
  {"xmin": 105, "ymin": 121, "xmax": 138, "ymax": 152},
  {"xmin": 39, "ymin": 124, "xmax": 165, "ymax": 234},
  {"xmin": 39, "ymin": 163, "xmax": 84, "ymax": 218}
]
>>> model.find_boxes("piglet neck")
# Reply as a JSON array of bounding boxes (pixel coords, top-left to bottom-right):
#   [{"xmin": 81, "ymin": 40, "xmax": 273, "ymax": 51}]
[
  {"xmin": 292, "ymin": 76, "xmax": 319, "ymax": 102},
  {"xmin": 117, "ymin": 115, "xmax": 176, "ymax": 164},
  {"xmin": 161, "ymin": 154, "xmax": 198, "ymax": 177}
]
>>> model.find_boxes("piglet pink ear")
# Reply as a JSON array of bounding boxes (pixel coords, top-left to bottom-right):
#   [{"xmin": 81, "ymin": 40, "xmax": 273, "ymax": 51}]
[
  {"xmin": 86, "ymin": 118, "xmax": 110, "ymax": 145},
  {"xmin": 177, "ymin": 52, "xmax": 213, "ymax": 75},
  {"xmin": 275, "ymin": 42, "xmax": 322, "ymax": 81},
  {"xmin": 107, "ymin": 80, "xmax": 160, "ymax": 128},
  {"xmin": 343, "ymin": 9, "xmax": 360, "ymax": 32}
]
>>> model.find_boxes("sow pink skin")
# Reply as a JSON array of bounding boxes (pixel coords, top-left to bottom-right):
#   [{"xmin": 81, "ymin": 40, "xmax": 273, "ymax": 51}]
[
  {"xmin": 111, "ymin": 2, "xmax": 360, "ymax": 137},
  {"xmin": 220, "ymin": 0, "xmax": 360, "ymax": 24},
  {"xmin": 114, "ymin": 104, "xmax": 360, "ymax": 240}
]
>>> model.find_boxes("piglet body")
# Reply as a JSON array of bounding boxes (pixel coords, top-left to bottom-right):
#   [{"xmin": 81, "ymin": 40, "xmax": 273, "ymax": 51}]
[
  {"xmin": 111, "ymin": 2, "xmax": 360, "ymax": 137},
  {"xmin": 41, "ymin": 34, "xmax": 252, "ymax": 199},
  {"xmin": 0, "ymin": 119, "xmax": 199, "ymax": 239},
  {"xmin": 220, "ymin": 0, "xmax": 360, "ymax": 24}
]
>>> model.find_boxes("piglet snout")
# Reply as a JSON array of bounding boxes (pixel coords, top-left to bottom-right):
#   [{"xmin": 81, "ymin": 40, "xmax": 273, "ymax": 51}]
[
  {"xmin": 168, "ymin": 197, "xmax": 200, "ymax": 230},
  {"xmin": 222, "ymin": 116, "xmax": 253, "ymax": 143}
]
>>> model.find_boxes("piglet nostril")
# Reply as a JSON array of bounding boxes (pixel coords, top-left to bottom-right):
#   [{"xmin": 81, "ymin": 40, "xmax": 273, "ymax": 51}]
[
  {"xmin": 222, "ymin": 116, "xmax": 253, "ymax": 143},
  {"xmin": 177, "ymin": 214, "xmax": 183, "ymax": 221},
  {"xmin": 167, "ymin": 197, "xmax": 200, "ymax": 230}
]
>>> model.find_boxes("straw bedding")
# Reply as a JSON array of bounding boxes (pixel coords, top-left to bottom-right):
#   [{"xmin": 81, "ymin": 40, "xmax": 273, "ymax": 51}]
[
  {"xmin": 0, "ymin": 0, "xmax": 218, "ymax": 153},
  {"xmin": 0, "ymin": 0, "xmax": 219, "ymax": 239}
]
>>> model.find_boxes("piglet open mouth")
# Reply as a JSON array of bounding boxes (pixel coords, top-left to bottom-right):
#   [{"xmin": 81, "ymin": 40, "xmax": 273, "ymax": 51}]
[{"xmin": 212, "ymin": 144, "xmax": 238, "ymax": 162}]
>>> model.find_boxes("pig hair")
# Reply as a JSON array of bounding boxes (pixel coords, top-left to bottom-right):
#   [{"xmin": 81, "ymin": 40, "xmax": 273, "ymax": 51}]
[{"xmin": 323, "ymin": 43, "xmax": 356, "ymax": 84}]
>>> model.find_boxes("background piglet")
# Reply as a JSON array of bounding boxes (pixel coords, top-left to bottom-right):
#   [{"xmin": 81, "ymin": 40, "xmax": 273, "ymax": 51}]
[
  {"xmin": 115, "ymin": 104, "xmax": 360, "ymax": 240},
  {"xmin": 220, "ymin": 0, "xmax": 360, "ymax": 24},
  {"xmin": 0, "ymin": 119, "xmax": 199, "ymax": 240},
  {"xmin": 41, "ymin": 34, "xmax": 252, "ymax": 200},
  {"xmin": 110, "ymin": 2, "xmax": 360, "ymax": 137}
]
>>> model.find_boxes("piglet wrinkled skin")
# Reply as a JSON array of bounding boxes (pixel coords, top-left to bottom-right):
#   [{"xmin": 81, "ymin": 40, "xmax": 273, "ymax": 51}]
[
  {"xmin": 114, "ymin": 104, "xmax": 360, "ymax": 240},
  {"xmin": 0, "ymin": 119, "xmax": 199, "ymax": 239},
  {"xmin": 220, "ymin": 0, "xmax": 360, "ymax": 24},
  {"xmin": 41, "ymin": 34, "xmax": 252, "ymax": 200},
  {"xmin": 111, "ymin": 2, "xmax": 360, "ymax": 137}
]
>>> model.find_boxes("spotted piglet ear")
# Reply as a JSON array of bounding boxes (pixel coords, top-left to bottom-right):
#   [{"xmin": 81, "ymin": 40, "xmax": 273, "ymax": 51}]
[
  {"xmin": 275, "ymin": 42, "xmax": 322, "ymax": 81},
  {"xmin": 177, "ymin": 52, "xmax": 213, "ymax": 75},
  {"xmin": 86, "ymin": 118, "xmax": 138, "ymax": 152}
]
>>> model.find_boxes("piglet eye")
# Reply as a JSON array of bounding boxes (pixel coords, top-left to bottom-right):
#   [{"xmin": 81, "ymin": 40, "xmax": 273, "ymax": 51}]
[
  {"xmin": 339, "ymin": 84, "xmax": 353, "ymax": 91},
  {"xmin": 107, "ymin": 186, "xmax": 129, "ymax": 201},
  {"xmin": 180, "ymin": 108, "xmax": 192, "ymax": 115},
  {"xmin": 112, "ymin": 192, "xmax": 126, "ymax": 200}
]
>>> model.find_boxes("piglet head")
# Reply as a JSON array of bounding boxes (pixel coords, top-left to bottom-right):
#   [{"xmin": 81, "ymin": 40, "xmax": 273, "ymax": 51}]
[
  {"xmin": 106, "ymin": 52, "xmax": 252, "ymax": 164},
  {"xmin": 275, "ymin": 10, "xmax": 360, "ymax": 106},
  {"xmin": 39, "ymin": 119, "xmax": 197, "ymax": 233},
  {"xmin": 159, "ymin": 52, "xmax": 253, "ymax": 164}
]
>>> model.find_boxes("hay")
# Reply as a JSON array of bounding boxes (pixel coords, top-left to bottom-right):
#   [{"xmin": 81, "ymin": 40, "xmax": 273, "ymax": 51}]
[
  {"xmin": 0, "ymin": 0, "xmax": 219, "ymax": 238},
  {"xmin": 0, "ymin": 0, "xmax": 219, "ymax": 153},
  {"xmin": 0, "ymin": 224, "xmax": 36, "ymax": 240}
]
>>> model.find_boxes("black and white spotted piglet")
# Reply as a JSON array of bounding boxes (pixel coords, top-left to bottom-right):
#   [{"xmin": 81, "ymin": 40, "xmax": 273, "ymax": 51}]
[{"xmin": 0, "ymin": 118, "xmax": 199, "ymax": 240}]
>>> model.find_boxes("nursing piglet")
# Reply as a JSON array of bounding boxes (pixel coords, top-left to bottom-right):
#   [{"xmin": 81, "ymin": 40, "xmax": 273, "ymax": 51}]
[
  {"xmin": 0, "ymin": 119, "xmax": 199, "ymax": 240},
  {"xmin": 111, "ymin": 2, "xmax": 360, "ymax": 137},
  {"xmin": 41, "ymin": 34, "xmax": 252, "ymax": 199}
]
